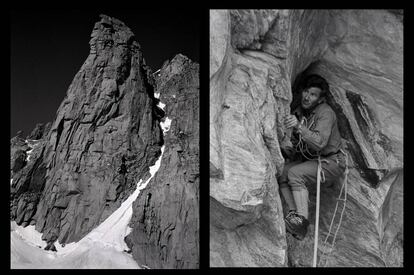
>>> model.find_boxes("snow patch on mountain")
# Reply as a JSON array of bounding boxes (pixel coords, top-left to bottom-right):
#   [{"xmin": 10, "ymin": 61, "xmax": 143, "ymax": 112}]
[
  {"xmin": 157, "ymin": 101, "xmax": 166, "ymax": 110},
  {"xmin": 11, "ymin": 99, "xmax": 172, "ymax": 269},
  {"xmin": 11, "ymin": 144, "xmax": 165, "ymax": 269},
  {"xmin": 24, "ymin": 139, "xmax": 40, "ymax": 162},
  {"xmin": 160, "ymin": 117, "xmax": 172, "ymax": 133}
]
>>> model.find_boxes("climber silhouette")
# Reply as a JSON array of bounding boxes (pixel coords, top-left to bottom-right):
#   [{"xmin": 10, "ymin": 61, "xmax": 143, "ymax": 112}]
[{"xmin": 279, "ymin": 74, "xmax": 346, "ymax": 240}]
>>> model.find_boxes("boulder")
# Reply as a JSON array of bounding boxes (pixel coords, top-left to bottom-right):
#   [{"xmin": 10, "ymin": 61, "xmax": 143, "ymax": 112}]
[{"xmin": 210, "ymin": 9, "xmax": 403, "ymax": 267}]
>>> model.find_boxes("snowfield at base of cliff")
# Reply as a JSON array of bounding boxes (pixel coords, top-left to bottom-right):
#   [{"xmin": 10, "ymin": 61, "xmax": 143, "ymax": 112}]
[
  {"xmin": 11, "ymin": 147, "xmax": 163, "ymax": 268},
  {"xmin": 11, "ymin": 118, "xmax": 171, "ymax": 269}
]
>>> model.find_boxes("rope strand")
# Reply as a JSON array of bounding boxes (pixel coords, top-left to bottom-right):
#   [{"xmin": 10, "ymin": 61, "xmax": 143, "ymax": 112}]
[
  {"xmin": 293, "ymin": 115, "xmax": 348, "ymax": 267},
  {"xmin": 317, "ymin": 150, "xmax": 349, "ymax": 267}
]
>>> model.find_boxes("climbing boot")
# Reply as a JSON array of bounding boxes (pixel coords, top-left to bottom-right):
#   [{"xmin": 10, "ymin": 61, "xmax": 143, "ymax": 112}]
[
  {"xmin": 285, "ymin": 209, "xmax": 297, "ymax": 220},
  {"xmin": 285, "ymin": 212, "xmax": 309, "ymax": 240}
]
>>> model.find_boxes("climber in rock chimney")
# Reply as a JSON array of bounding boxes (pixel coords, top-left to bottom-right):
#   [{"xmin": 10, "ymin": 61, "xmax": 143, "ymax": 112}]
[{"xmin": 279, "ymin": 74, "xmax": 346, "ymax": 240}]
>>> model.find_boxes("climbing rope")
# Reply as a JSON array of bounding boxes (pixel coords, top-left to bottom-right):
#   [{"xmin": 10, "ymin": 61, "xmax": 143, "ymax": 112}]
[
  {"xmin": 294, "ymin": 117, "xmax": 321, "ymax": 158},
  {"xmin": 317, "ymin": 149, "xmax": 349, "ymax": 267},
  {"xmin": 294, "ymin": 116, "xmax": 327, "ymax": 184},
  {"xmin": 313, "ymin": 155, "xmax": 322, "ymax": 267},
  {"xmin": 292, "ymin": 116, "xmax": 324, "ymax": 267},
  {"xmin": 292, "ymin": 115, "xmax": 349, "ymax": 267}
]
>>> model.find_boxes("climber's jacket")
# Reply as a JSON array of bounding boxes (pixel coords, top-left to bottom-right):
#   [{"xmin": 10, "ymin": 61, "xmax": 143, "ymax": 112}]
[{"xmin": 292, "ymin": 102, "xmax": 343, "ymax": 157}]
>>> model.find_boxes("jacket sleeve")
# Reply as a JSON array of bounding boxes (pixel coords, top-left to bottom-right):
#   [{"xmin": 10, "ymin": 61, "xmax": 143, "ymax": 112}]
[{"xmin": 297, "ymin": 109, "xmax": 335, "ymax": 152}]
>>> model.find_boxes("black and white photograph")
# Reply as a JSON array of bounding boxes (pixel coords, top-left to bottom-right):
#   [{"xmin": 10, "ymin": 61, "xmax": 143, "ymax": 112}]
[
  {"xmin": 10, "ymin": 10, "xmax": 199, "ymax": 269},
  {"xmin": 210, "ymin": 9, "xmax": 403, "ymax": 267},
  {"xmin": 10, "ymin": 8, "xmax": 405, "ymax": 270}
]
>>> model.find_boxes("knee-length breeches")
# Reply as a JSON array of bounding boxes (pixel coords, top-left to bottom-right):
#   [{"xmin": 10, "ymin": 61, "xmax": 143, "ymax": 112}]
[{"xmin": 278, "ymin": 155, "xmax": 345, "ymax": 191}]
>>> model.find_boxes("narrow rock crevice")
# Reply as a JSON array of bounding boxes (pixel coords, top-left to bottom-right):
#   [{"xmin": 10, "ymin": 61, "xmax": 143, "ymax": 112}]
[{"xmin": 54, "ymin": 118, "xmax": 65, "ymax": 151}]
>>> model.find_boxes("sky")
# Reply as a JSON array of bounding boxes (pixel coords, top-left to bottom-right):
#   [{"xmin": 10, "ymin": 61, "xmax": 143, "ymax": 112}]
[{"xmin": 10, "ymin": 10, "xmax": 200, "ymax": 137}]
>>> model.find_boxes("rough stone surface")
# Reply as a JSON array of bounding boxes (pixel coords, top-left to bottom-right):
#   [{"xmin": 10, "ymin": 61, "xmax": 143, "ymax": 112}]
[
  {"xmin": 125, "ymin": 54, "xmax": 199, "ymax": 269},
  {"xmin": 210, "ymin": 9, "xmax": 403, "ymax": 267},
  {"xmin": 10, "ymin": 136, "xmax": 28, "ymax": 174},
  {"xmin": 27, "ymin": 122, "xmax": 52, "ymax": 140},
  {"xmin": 11, "ymin": 14, "xmax": 162, "ymax": 246},
  {"xmin": 210, "ymin": 10, "xmax": 289, "ymax": 267},
  {"xmin": 210, "ymin": 10, "xmax": 231, "ymax": 78},
  {"xmin": 378, "ymin": 169, "xmax": 403, "ymax": 267},
  {"xmin": 10, "ymin": 137, "xmax": 47, "ymax": 228}
]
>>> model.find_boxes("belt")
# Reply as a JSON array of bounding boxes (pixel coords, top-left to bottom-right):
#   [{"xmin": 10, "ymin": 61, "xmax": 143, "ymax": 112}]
[{"xmin": 321, "ymin": 150, "xmax": 340, "ymax": 158}]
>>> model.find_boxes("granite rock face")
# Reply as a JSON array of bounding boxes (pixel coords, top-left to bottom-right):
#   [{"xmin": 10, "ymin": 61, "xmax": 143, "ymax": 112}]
[
  {"xmin": 10, "ymin": 136, "xmax": 28, "ymax": 174},
  {"xmin": 27, "ymin": 122, "xmax": 52, "ymax": 140},
  {"xmin": 125, "ymin": 54, "xmax": 199, "ymax": 269},
  {"xmin": 210, "ymin": 9, "xmax": 403, "ymax": 267},
  {"xmin": 210, "ymin": 10, "xmax": 289, "ymax": 267},
  {"xmin": 10, "ymin": 137, "xmax": 47, "ymax": 227},
  {"xmin": 11, "ymin": 14, "xmax": 162, "ymax": 246}
]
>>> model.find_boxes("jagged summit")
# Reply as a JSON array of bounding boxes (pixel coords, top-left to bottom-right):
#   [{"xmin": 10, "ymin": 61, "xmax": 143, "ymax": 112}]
[
  {"xmin": 161, "ymin": 53, "xmax": 194, "ymax": 70},
  {"xmin": 11, "ymin": 13, "xmax": 162, "ymax": 246},
  {"xmin": 99, "ymin": 14, "xmax": 128, "ymax": 28},
  {"xmin": 155, "ymin": 53, "xmax": 198, "ymax": 91},
  {"xmin": 89, "ymin": 14, "xmax": 140, "ymax": 55},
  {"xmin": 170, "ymin": 53, "xmax": 192, "ymax": 63}
]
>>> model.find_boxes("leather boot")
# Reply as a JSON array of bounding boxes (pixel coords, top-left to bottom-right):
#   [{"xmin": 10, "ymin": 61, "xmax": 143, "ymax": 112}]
[
  {"xmin": 285, "ymin": 188, "xmax": 309, "ymax": 240},
  {"xmin": 285, "ymin": 213, "xmax": 309, "ymax": 240}
]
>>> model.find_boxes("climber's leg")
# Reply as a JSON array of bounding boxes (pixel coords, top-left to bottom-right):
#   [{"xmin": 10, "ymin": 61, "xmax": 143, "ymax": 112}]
[
  {"xmin": 285, "ymin": 158, "xmax": 344, "ymax": 240},
  {"xmin": 292, "ymin": 188, "xmax": 309, "ymax": 219},
  {"xmin": 287, "ymin": 157, "xmax": 344, "ymax": 191},
  {"xmin": 285, "ymin": 190, "xmax": 310, "ymax": 240},
  {"xmin": 322, "ymin": 154, "xmax": 347, "ymax": 184},
  {"xmin": 286, "ymin": 160, "xmax": 317, "ymax": 218},
  {"xmin": 284, "ymin": 160, "xmax": 317, "ymax": 240},
  {"xmin": 279, "ymin": 186, "xmax": 296, "ymax": 212},
  {"xmin": 278, "ymin": 160, "xmax": 303, "ymax": 212}
]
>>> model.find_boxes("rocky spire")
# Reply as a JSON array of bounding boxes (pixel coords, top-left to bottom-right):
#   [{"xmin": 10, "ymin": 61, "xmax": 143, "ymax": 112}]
[{"xmin": 11, "ymin": 14, "xmax": 163, "ymax": 247}]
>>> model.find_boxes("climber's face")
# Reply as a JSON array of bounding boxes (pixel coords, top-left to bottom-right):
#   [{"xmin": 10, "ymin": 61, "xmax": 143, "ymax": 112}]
[{"xmin": 301, "ymin": 87, "xmax": 323, "ymax": 109}]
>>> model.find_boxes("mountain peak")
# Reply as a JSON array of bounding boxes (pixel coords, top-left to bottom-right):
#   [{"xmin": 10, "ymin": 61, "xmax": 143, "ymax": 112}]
[
  {"xmin": 155, "ymin": 54, "xmax": 198, "ymax": 90},
  {"xmin": 99, "ymin": 14, "xmax": 127, "ymax": 27},
  {"xmin": 89, "ymin": 14, "xmax": 139, "ymax": 55}
]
